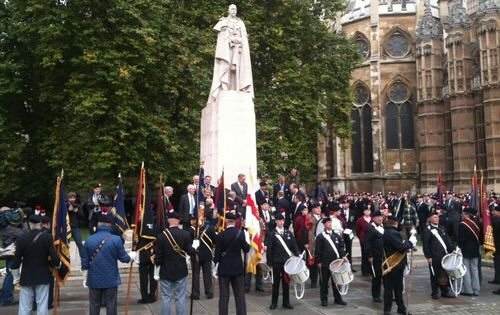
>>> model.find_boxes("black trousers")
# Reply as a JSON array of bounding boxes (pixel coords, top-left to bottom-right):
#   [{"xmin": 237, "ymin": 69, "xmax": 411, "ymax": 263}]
[
  {"xmin": 139, "ymin": 261, "xmax": 157, "ymax": 301},
  {"xmin": 344, "ymin": 235, "xmax": 353, "ymax": 265},
  {"xmin": 371, "ymin": 258, "xmax": 382, "ymax": 299},
  {"xmin": 271, "ymin": 264, "xmax": 290, "ymax": 306},
  {"xmin": 383, "ymin": 267, "xmax": 406, "ymax": 314},
  {"xmin": 89, "ymin": 287, "xmax": 117, "ymax": 315},
  {"xmin": 493, "ymin": 254, "xmax": 500, "ymax": 281},
  {"xmin": 360, "ymin": 244, "xmax": 371, "ymax": 275},
  {"xmin": 429, "ymin": 260, "xmax": 449, "ymax": 296},
  {"xmin": 192, "ymin": 259, "xmax": 213, "ymax": 298},
  {"xmin": 218, "ymin": 275, "xmax": 246, "ymax": 315},
  {"xmin": 309, "ymin": 263, "xmax": 318, "ymax": 285},
  {"xmin": 319, "ymin": 266, "xmax": 342, "ymax": 303}
]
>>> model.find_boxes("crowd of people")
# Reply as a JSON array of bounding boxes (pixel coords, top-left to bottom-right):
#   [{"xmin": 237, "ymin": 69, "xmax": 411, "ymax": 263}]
[{"xmin": 1, "ymin": 168, "xmax": 500, "ymax": 315}]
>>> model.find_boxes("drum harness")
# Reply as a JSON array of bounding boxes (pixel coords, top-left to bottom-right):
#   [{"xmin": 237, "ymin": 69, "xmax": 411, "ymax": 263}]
[
  {"xmin": 429, "ymin": 225, "xmax": 464, "ymax": 296},
  {"xmin": 323, "ymin": 232, "xmax": 351, "ymax": 295}
]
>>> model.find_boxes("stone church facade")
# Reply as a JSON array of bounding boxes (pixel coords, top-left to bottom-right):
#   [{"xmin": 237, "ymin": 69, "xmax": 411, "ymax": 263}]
[{"xmin": 318, "ymin": 0, "xmax": 500, "ymax": 194}]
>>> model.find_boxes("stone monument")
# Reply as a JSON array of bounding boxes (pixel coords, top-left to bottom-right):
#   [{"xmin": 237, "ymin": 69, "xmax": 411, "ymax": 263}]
[{"xmin": 200, "ymin": 4, "xmax": 258, "ymax": 189}]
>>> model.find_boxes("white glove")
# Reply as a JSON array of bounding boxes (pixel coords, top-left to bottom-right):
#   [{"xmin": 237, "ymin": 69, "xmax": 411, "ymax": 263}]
[
  {"xmin": 135, "ymin": 252, "xmax": 140, "ymax": 264},
  {"xmin": 192, "ymin": 239, "xmax": 200, "ymax": 250},
  {"xmin": 82, "ymin": 270, "xmax": 88, "ymax": 288},
  {"xmin": 153, "ymin": 266, "xmax": 160, "ymax": 281},
  {"xmin": 11, "ymin": 268, "xmax": 20, "ymax": 285},
  {"xmin": 409, "ymin": 235, "xmax": 417, "ymax": 247},
  {"xmin": 128, "ymin": 251, "xmax": 137, "ymax": 262},
  {"xmin": 410, "ymin": 228, "xmax": 417, "ymax": 236},
  {"xmin": 244, "ymin": 230, "xmax": 251, "ymax": 245}
]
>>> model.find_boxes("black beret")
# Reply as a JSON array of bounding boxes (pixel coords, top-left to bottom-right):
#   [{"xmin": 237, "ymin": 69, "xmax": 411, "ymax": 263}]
[
  {"xmin": 372, "ymin": 210, "xmax": 383, "ymax": 217},
  {"xmin": 274, "ymin": 212, "xmax": 285, "ymax": 220},
  {"xmin": 97, "ymin": 214, "xmax": 114, "ymax": 224},
  {"xmin": 225, "ymin": 212, "xmax": 239, "ymax": 220},
  {"xmin": 167, "ymin": 212, "xmax": 181, "ymax": 220},
  {"xmin": 428, "ymin": 211, "xmax": 439, "ymax": 218},
  {"xmin": 310, "ymin": 202, "xmax": 321, "ymax": 209},
  {"xmin": 463, "ymin": 207, "xmax": 477, "ymax": 215},
  {"xmin": 29, "ymin": 214, "xmax": 42, "ymax": 223},
  {"xmin": 40, "ymin": 215, "xmax": 51, "ymax": 224},
  {"xmin": 322, "ymin": 217, "xmax": 332, "ymax": 224},
  {"xmin": 386, "ymin": 215, "xmax": 399, "ymax": 222}
]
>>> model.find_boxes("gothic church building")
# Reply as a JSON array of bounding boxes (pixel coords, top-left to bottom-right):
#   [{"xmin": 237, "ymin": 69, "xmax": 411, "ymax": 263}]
[{"xmin": 318, "ymin": 0, "xmax": 500, "ymax": 194}]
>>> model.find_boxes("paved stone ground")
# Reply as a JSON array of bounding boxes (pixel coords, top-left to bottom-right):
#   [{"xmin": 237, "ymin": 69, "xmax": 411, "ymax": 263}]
[{"xmin": 1, "ymin": 241, "xmax": 499, "ymax": 314}]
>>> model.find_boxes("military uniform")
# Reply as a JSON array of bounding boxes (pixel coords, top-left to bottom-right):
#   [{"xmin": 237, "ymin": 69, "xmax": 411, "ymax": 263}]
[
  {"xmin": 422, "ymin": 222, "xmax": 454, "ymax": 298},
  {"xmin": 382, "ymin": 222, "xmax": 413, "ymax": 315},
  {"xmin": 364, "ymin": 222, "xmax": 384, "ymax": 301},
  {"xmin": 314, "ymin": 222, "xmax": 346, "ymax": 307},
  {"xmin": 190, "ymin": 223, "xmax": 217, "ymax": 299},
  {"xmin": 266, "ymin": 222, "xmax": 299, "ymax": 309}
]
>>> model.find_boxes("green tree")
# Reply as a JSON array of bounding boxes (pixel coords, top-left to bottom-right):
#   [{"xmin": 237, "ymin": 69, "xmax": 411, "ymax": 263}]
[{"xmin": 0, "ymin": 0, "xmax": 358, "ymax": 201}]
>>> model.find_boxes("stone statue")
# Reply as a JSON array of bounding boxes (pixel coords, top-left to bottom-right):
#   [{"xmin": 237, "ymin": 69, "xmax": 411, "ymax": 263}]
[{"xmin": 208, "ymin": 4, "xmax": 254, "ymax": 103}]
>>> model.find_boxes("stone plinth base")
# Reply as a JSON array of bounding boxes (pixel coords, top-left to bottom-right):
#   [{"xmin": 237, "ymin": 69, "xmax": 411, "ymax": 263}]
[{"xmin": 200, "ymin": 91, "xmax": 258, "ymax": 190}]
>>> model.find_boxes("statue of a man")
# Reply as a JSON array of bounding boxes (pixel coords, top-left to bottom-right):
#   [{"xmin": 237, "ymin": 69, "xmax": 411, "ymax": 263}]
[{"xmin": 208, "ymin": 4, "xmax": 254, "ymax": 103}]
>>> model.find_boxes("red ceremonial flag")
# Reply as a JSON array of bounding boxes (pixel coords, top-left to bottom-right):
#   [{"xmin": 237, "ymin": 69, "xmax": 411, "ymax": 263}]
[{"xmin": 480, "ymin": 170, "xmax": 495, "ymax": 257}]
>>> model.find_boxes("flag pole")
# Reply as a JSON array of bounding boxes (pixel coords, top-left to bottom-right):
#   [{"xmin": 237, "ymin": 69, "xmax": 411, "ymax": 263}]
[
  {"xmin": 125, "ymin": 162, "xmax": 144, "ymax": 315},
  {"xmin": 53, "ymin": 169, "xmax": 63, "ymax": 315}
]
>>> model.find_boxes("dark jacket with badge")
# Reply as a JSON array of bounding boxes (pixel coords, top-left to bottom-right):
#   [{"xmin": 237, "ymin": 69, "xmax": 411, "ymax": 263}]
[
  {"xmin": 214, "ymin": 226, "xmax": 250, "ymax": 277},
  {"xmin": 364, "ymin": 224, "xmax": 384, "ymax": 260},
  {"xmin": 266, "ymin": 228, "xmax": 299, "ymax": 266},
  {"xmin": 423, "ymin": 224, "xmax": 454, "ymax": 260},
  {"xmin": 315, "ymin": 231, "xmax": 345, "ymax": 265},
  {"xmin": 155, "ymin": 226, "xmax": 194, "ymax": 281},
  {"xmin": 11, "ymin": 228, "xmax": 61, "ymax": 286},
  {"xmin": 383, "ymin": 226, "xmax": 413, "ymax": 272}
]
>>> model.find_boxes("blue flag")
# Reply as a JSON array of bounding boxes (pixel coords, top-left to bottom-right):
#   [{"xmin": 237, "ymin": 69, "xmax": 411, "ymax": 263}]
[
  {"xmin": 52, "ymin": 171, "xmax": 71, "ymax": 283},
  {"xmin": 113, "ymin": 174, "xmax": 129, "ymax": 232}
]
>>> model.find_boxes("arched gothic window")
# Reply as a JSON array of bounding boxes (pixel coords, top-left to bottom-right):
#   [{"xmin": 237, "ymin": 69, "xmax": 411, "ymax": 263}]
[
  {"xmin": 351, "ymin": 84, "xmax": 373, "ymax": 173},
  {"xmin": 385, "ymin": 82, "xmax": 415, "ymax": 149}
]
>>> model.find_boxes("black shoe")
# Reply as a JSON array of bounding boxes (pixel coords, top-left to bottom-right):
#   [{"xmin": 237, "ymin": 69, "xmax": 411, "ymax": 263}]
[
  {"xmin": 398, "ymin": 311, "xmax": 412, "ymax": 315},
  {"xmin": 334, "ymin": 299, "xmax": 347, "ymax": 305},
  {"xmin": 441, "ymin": 292, "xmax": 455, "ymax": 298},
  {"xmin": 245, "ymin": 288, "xmax": 250, "ymax": 293},
  {"xmin": 138, "ymin": 299, "xmax": 148, "ymax": 304},
  {"xmin": 472, "ymin": 293, "xmax": 479, "ymax": 296},
  {"xmin": 488, "ymin": 280, "xmax": 500, "ymax": 284},
  {"xmin": 460, "ymin": 292, "xmax": 472, "ymax": 296},
  {"xmin": 352, "ymin": 269, "xmax": 358, "ymax": 273},
  {"xmin": 321, "ymin": 300, "xmax": 328, "ymax": 307},
  {"xmin": 283, "ymin": 304, "xmax": 294, "ymax": 309},
  {"xmin": 269, "ymin": 304, "xmax": 277, "ymax": 310},
  {"xmin": 256, "ymin": 287, "xmax": 265, "ymax": 292},
  {"xmin": 362, "ymin": 273, "xmax": 370, "ymax": 277},
  {"xmin": 310, "ymin": 283, "xmax": 317, "ymax": 288},
  {"xmin": 493, "ymin": 289, "xmax": 500, "ymax": 295},
  {"xmin": 206, "ymin": 293, "xmax": 213, "ymax": 299},
  {"xmin": 373, "ymin": 297, "xmax": 382, "ymax": 303},
  {"xmin": 191, "ymin": 295, "xmax": 200, "ymax": 300},
  {"xmin": 431, "ymin": 295, "xmax": 440, "ymax": 300}
]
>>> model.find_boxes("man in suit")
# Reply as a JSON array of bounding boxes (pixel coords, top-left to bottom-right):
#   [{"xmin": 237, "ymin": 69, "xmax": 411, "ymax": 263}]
[
  {"xmin": 291, "ymin": 193, "xmax": 307, "ymax": 223},
  {"xmin": 163, "ymin": 186, "xmax": 175, "ymax": 213},
  {"xmin": 266, "ymin": 212, "xmax": 299, "ymax": 310},
  {"xmin": 178, "ymin": 184, "xmax": 197, "ymax": 229},
  {"xmin": 423, "ymin": 211, "xmax": 455, "ymax": 299},
  {"xmin": 255, "ymin": 181, "xmax": 269, "ymax": 210},
  {"xmin": 154, "ymin": 212, "xmax": 196, "ymax": 315},
  {"xmin": 10, "ymin": 215, "xmax": 60, "ymax": 314},
  {"xmin": 307, "ymin": 202, "xmax": 322, "ymax": 288},
  {"xmin": 275, "ymin": 191, "xmax": 292, "ymax": 229},
  {"xmin": 443, "ymin": 192, "xmax": 461, "ymax": 244},
  {"xmin": 214, "ymin": 212, "xmax": 250, "ymax": 315},
  {"xmin": 230, "ymin": 174, "xmax": 248, "ymax": 206},
  {"xmin": 204, "ymin": 175, "xmax": 217, "ymax": 197},
  {"xmin": 85, "ymin": 183, "xmax": 111, "ymax": 234},
  {"xmin": 415, "ymin": 195, "xmax": 429, "ymax": 236},
  {"xmin": 273, "ymin": 175, "xmax": 290, "ymax": 203},
  {"xmin": 382, "ymin": 215, "xmax": 415, "ymax": 315},
  {"xmin": 315, "ymin": 217, "xmax": 347, "ymax": 307}
]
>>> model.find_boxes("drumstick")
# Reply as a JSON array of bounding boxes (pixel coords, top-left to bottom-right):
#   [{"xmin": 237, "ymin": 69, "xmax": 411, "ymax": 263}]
[
  {"xmin": 430, "ymin": 264, "xmax": 435, "ymax": 276},
  {"xmin": 371, "ymin": 263, "xmax": 376, "ymax": 278}
]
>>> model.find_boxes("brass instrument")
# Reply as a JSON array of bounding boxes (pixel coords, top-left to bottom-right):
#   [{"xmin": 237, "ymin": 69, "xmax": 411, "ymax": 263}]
[{"xmin": 382, "ymin": 251, "xmax": 406, "ymax": 276}]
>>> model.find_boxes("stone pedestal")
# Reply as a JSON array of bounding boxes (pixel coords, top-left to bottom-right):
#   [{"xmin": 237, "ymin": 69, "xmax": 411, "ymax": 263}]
[{"xmin": 200, "ymin": 91, "xmax": 258, "ymax": 190}]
